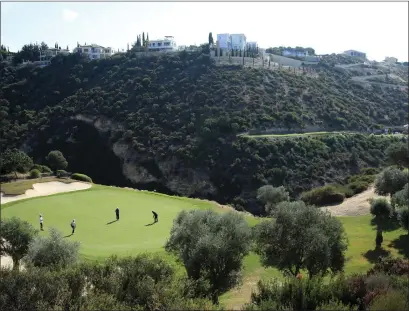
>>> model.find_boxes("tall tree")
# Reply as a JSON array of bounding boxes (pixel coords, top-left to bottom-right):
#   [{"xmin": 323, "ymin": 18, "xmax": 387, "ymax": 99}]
[
  {"xmin": 375, "ymin": 167, "xmax": 408, "ymax": 196},
  {"xmin": 165, "ymin": 209, "xmax": 252, "ymax": 304},
  {"xmin": 370, "ymin": 198, "xmax": 394, "ymax": 249},
  {"xmin": 257, "ymin": 185, "xmax": 290, "ymax": 215},
  {"xmin": 385, "ymin": 142, "xmax": 409, "ymax": 169},
  {"xmin": 208, "ymin": 32, "xmax": 214, "ymax": 45},
  {"xmin": 146, "ymin": 33, "xmax": 149, "ymax": 45},
  {"xmin": 0, "ymin": 217, "xmax": 38, "ymax": 270},
  {"xmin": 254, "ymin": 201, "xmax": 348, "ymax": 277},
  {"xmin": 46, "ymin": 150, "xmax": 68, "ymax": 171},
  {"xmin": 142, "ymin": 32, "xmax": 145, "ymax": 47},
  {"xmin": 0, "ymin": 148, "xmax": 33, "ymax": 178}
]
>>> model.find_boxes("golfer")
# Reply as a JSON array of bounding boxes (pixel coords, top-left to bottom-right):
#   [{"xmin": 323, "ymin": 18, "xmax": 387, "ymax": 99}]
[
  {"xmin": 71, "ymin": 219, "xmax": 76, "ymax": 234},
  {"xmin": 152, "ymin": 211, "xmax": 158, "ymax": 223},
  {"xmin": 115, "ymin": 207, "xmax": 120, "ymax": 221},
  {"xmin": 39, "ymin": 214, "xmax": 44, "ymax": 231}
]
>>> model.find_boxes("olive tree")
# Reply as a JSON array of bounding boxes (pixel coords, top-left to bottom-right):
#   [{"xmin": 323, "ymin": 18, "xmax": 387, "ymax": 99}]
[
  {"xmin": 165, "ymin": 209, "xmax": 252, "ymax": 304},
  {"xmin": 253, "ymin": 201, "xmax": 348, "ymax": 278},
  {"xmin": 0, "ymin": 217, "xmax": 38, "ymax": 270},
  {"xmin": 390, "ymin": 184, "xmax": 409, "ymax": 232},
  {"xmin": 370, "ymin": 198, "xmax": 394, "ymax": 249},
  {"xmin": 257, "ymin": 185, "xmax": 290, "ymax": 215},
  {"xmin": 46, "ymin": 150, "xmax": 68, "ymax": 171},
  {"xmin": 385, "ymin": 142, "xmax": 409, "ymax": 169},
  {"xmin": 24, "ymin": 227, "xmax": 80, "ymax": 269},
  {"xmin": 374, "ymin": 167, "xmax": 408, "ymax": 196}
]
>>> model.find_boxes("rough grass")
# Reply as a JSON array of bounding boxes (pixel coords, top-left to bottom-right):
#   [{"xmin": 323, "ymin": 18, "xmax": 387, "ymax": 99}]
[
  {"xmin": 241, "ymin": 131, "xmax": 362, "ymax": 139},
  {"xmin": 0, "ymin": 177, "xmax": 76, "ymax": 195},
  {"xmin": 1, "ymin": 184, "xmax": 407, "ymax": 309}
]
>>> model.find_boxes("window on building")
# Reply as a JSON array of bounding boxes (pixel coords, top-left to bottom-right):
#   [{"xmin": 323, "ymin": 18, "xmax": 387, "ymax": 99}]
[
  {"xmin": 164, "ymin": 42, "xmax": 170, "ymax": 46},
  {"xmin": 158, "ymin": 42, "xmax": 162, "ymax": 47},
  {"xmin": 84, "ymin": 49, "xmax": 89, "ymax": 53}
]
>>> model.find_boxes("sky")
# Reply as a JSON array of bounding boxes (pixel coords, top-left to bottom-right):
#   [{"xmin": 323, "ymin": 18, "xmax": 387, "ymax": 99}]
[{"xmin": 1, "ymin": 1, "xmax": 408, "ymax": 61}]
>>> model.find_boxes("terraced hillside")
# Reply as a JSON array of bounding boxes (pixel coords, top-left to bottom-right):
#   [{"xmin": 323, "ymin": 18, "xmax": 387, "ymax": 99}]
[{"xmin": 0, "ymin": 49, "xmax": 407, "ymax": 214}]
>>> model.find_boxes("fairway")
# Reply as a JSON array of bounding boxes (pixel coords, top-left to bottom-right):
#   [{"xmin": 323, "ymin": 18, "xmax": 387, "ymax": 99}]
[{"xmin": 1, "ymin": 185, "xmax": 221, "ymax": 260}]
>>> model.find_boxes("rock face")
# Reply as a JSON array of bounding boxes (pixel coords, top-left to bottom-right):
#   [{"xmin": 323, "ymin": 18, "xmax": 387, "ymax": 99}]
[{"xmin": 72, "ymin": 114, "xmax": 217, "ymax": 198}]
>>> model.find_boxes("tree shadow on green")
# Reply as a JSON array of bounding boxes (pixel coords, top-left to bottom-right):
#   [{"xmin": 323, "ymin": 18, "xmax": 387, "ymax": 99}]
[
  {"xmin": 389, "ymin": 234, "xmax": 409, "ymax": 258},
  {"xmin": 363, "ymin": 247, "xmax": 391, "ymax": 264},
  {"xmin": 370, "ymin": 216, "xmax": 401, "ymax": 232}
]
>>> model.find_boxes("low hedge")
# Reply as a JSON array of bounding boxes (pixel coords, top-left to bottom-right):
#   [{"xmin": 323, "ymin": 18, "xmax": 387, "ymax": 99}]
[
  {"xmin": 29, "ymin": 169, "xmax": 41, "ymax": 179},
  {"xmin": 71, "ymin": 173, "xmax": 92, "ymax": 183},
  {"xmin": 301, "ymin": 185, "xmax": 345, "ymax": 206}
]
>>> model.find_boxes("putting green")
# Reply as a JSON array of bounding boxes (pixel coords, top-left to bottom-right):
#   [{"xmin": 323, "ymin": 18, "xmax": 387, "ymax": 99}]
[{"xmin": 1, "ymin": 185, "xmax": 222, "ymax": 260}]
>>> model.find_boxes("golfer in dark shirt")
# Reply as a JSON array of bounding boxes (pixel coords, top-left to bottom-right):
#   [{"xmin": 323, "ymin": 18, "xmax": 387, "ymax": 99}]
[
  {"xmin": 115, "ymin": 207, "xmax": 120, "ymax": 221},
  {"xmin": 71, "ymin": 219, "xmax": 76, "ymax": 234},
  {"xmin": 152, "ymin": 211, "xmax": 158, "ymax": 223}
]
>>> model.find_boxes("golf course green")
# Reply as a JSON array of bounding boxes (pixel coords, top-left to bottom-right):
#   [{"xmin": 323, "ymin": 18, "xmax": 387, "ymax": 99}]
[
  {"xmin": 1, "ymin": 185, "xmax": 231, "ymax": 260},
  {"xmin": 2, "ymin": 182, "xmax": 408, "ymax": 308}
]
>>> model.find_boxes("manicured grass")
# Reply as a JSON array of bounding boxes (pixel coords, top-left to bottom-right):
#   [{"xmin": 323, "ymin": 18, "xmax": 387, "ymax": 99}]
[
  {"xmin": 2, "ymin": 184, "xmax": 407, "ymax": 308},
  {"xmin": 1, "ymin": 185, "xmax": 237, "ymax": 260},
  {"xmin": 0, "ymin": 177, "xmax": 75, "ymax": 195}
]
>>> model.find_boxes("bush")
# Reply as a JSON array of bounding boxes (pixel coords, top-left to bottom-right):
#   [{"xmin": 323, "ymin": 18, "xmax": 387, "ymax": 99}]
[
  {"xmin": 71, "ymin": 173, "xmax": 92, "ymax": 183},
  {"xmin": 32, "ymin": 164, "xmax": 52, "ymax": 173},
  {"xmin": 301, "ymin": 185, "xmax": 345, "ymax": 206},
  {"xmin": 368, "ymin": 290, "xmax": 409, "ymax": 311},
  {"xmin": 368, "ymin": 257, "xmax": 409, "ymax": 277},
  {"xmin": 56, "ymin": 169, "xmax": 68, "ymax": 178},
  {"xmin": 29, "ymin": 169, "xmax": 41, "ymax": 179},
  {"xmin": 24, "ymin": 227, "xmax": 80, "ymax": 270},
  {"xmin": 348, "ymin": 180, "xmax": 371, "ymax": 195}
]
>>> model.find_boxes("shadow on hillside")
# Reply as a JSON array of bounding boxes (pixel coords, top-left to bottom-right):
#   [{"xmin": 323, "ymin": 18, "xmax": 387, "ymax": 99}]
[
  {"xmin": 363, "ymin": 247, "xmax": 391, "ymax": 264},
  {"xmin": 106, "ymin": 220, "xmax": 117, "ymax": 225},
  {"xmin": 63, "ymin": 234, "xmax": 73, "ymax": 238},
  {"xmin": 389, "ymin": 234, "xmax": 409, "ymax": 258},
  {"xmin": 145, "ymin": 222, "xmax": 156, "ymax": 227}
]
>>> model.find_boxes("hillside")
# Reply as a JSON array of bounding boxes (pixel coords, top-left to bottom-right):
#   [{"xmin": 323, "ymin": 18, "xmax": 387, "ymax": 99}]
[{"xmin": 0, "ymin": 49, "xmax": 407, "ymax": 214}]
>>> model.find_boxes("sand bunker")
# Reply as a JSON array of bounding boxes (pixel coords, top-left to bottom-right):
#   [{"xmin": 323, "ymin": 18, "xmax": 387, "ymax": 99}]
[
  {"xmin": 1, "ymin": 181, "xmax": 92, "ymax": 205},
  {"xmin": 320, "ymin": 186, "xmax": 389, "ymax": 217}
]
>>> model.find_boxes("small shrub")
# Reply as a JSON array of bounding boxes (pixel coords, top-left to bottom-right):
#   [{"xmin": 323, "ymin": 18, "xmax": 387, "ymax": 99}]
[
  {"xmin": 56, "ymin": 170, "xmax": 68, "ymax": 178},
  {"xmin": 348, "ymin": 181, "xmax": 370, "ymax": 195},
  {"xmin": 40, "ymin": 165, "xmax": 52, "ymax": 173},
  {"xmin": 71, "ymin": 173, "xmax": 92, "ymax": 183},
  {"xmin": 367, "ymin": 257, "xmax": 409, "ymax": 276},
  {"xmin": 368, "ymin": 290, "xmax": 409, "ymax": 311},
  {"xmin": 29, "ymin": 169, "xmax": 41, "ymax": 179},
  {"xmin": 301, "ymin": 185, "xmax": 345, "ymax": 206}
]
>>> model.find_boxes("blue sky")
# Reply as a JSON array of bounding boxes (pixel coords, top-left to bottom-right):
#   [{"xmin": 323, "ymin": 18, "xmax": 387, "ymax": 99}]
[{"xmin": 1, "ymin": 1, "xmax": 408, "ymax": 61}]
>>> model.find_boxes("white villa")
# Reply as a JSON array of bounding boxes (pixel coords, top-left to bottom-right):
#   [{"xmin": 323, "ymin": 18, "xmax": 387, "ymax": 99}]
[
  {"xmin": 283, "ymin": 48, "xmax": 309, "ymax": 58},
  {"xmin": 384, "ymin": 56, "xmax": 398, "ymax": 65},
  {"xmin": 147, "ymin": 36, "xmax": 177, "ymax": 52},
  {"xmin": 344, "ymin": 50, "xmax": 366, "ymax": 58},
  {"xmin": 247, "ymin": 41, "xmax": 258, "ymax": 50},
  {"xmin": 39, "ymin": 47, "xmax": 70, "ymax": 65},
  {"xmin": 230, "ymin": 34, "xmax": 247, "ymax": 51},
  {"xmin": 73, "ymin": 44, "xmax": 115, "ymax": 59}
]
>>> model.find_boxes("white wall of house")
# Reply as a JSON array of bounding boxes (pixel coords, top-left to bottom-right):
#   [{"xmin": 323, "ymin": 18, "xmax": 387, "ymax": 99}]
[
  {"xmin": 148, "ymin": 36, "xmax": 177, "ymax": 51},
  {"xmin": 217, "ymin": 34, "xmax": 230, "ymax": 50},
  {"xmin": 247, "ymin": 41, "xmax": 257, "ymax": 50},
  {"xmin": 282, "ymin": 49, "xmax": 308, "ymax": 57},
  {"xmin": 73, "ymin": 45, "xmax": 115, "ymax": 60},
  {"xmin": 344, "ymin": 50, "xmax": 366, "ymax": 58},
  {"xmin": 384, "ymin": 57, "xmax": 398, "ymax": 64},
  {"xmin": 230, "ymin": 34, "xmax": 246, "ymax": 50}
]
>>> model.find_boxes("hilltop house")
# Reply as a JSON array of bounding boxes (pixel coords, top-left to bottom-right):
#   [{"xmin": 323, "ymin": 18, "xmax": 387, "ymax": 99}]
[
  {"xmin": 384, "ymin": 56, "xmax": 398, "ymax": 65},
  {"xmin": 73, "ymin": 44, "xmax": 115, "ymax": 59},
  {"xmin": 343, "ymin": 50, "xmax": 366, "ymax": 58},
  {"xmin": 230, "ymin": 34, "xmax": 247, "ymax": 51},
  {"xmin": 282, "ymin": 48, "xmax": 309, "ymax": 58},
  {"xmin": 39, "ymin": 47, "xmax": 70, "ymax": 65},
  {"xmin": 147, "ymin": 36, "xmax": 177, "ymax": 52},
  {"xmin": 247, "ymin": 41, "xmax": 258, "ymax": 50}
]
